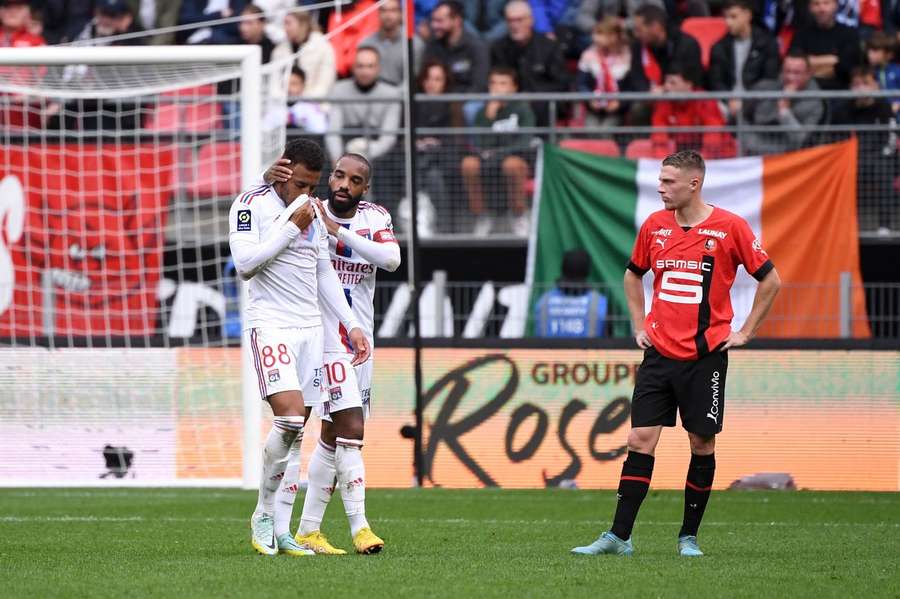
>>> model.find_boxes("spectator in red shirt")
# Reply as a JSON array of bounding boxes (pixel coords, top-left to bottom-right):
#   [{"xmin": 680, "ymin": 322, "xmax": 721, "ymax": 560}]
[
  {"xmin": 651, "ymin": 64, "xmax": 737, "ymax": 158},
  {"xmin": 0, "ymin": 0, "xmax": 45, "ymax": 47}
]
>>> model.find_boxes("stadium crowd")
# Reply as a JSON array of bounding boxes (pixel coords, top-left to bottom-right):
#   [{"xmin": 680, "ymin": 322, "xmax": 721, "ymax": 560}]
[{"xmin": 2, "ymin": 0, "xmax": 898, "ymax": 233}]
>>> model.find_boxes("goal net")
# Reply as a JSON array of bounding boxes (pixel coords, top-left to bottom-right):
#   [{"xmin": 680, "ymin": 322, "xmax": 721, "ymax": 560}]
[{"xmin": 0, "ymin": 45, "xmax": 285, "ymax": 487}]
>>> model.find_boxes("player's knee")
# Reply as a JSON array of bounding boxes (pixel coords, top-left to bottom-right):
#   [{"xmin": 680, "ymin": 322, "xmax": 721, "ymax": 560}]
[
  {"xmin": 626, "ymin": 428, "xmax": 657, "ymax": 454},
  {"xmin": 332, "ymin": 409, "xmax": 365, "ymax": 441},
  {"xmin": 319, "ymin": 419, "xmax": 337, "ymax": 446},
  {"xmin": 688, "ymin": 433, "xmax": 715, "ymax": 455}
]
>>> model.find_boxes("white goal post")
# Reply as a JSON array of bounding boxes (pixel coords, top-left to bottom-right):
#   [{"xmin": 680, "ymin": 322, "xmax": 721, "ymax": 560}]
[{"xmin": 0, "ymin": 46, "xmax": 273, "ymax": 488}]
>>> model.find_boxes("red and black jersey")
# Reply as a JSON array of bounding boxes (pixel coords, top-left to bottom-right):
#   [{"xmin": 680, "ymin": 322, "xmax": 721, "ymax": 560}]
[{"xmin": 627, "ymin": 206, "xmax": 774, "ymax": 361}]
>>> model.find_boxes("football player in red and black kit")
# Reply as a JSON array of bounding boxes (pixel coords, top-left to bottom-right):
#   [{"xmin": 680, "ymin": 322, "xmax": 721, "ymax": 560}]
[{"xmin": 572, "ymin": 150, "xmax": 781, "ymax": 557}]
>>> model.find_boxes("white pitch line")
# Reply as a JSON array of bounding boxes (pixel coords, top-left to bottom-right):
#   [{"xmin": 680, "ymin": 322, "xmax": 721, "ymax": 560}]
[{"xmin": 1, "ymin": 515, "xmax": 898, "ymax": 528}]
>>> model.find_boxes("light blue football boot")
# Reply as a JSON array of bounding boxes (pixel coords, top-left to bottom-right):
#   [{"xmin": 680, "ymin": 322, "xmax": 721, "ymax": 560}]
[
  {"xmin": 571, "ymin": 531, "xmax": 634, "ymax": 556},
  {"xmin": 678, "ymin": 535, "xmax": 704, "ymax": 557},
  {"xmin": 277, "ymin": 533, "xmax": 315, "ymax": 557}
]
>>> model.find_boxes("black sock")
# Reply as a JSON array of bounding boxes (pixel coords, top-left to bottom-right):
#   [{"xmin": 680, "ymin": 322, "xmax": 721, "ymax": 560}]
[
  {"xmin": 679, "ymin": 453, "xmax": 716, "ymax": 537},
  {"xmin": 610, "ymin": 451, "xmax": 654, "ymax": 540}
]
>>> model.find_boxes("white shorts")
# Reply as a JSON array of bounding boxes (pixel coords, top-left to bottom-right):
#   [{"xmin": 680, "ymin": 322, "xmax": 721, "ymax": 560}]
[
  {"xmin": 249, "ymin": 326, "xmax": 325, "ymax": 406},
  {"xmin": 316, "ymin": 352, "xmax": 373, "ymax": 422}
]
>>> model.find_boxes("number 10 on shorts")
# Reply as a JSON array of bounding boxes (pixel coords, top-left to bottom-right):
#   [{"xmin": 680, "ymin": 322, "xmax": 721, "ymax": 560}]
[{"xmin": 324, "ymin": 361, "xmax": 346, "ymax": 386}]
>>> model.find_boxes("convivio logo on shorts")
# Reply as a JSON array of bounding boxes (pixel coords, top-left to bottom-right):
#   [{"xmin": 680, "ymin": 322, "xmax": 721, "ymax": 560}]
[{"xmin": 707, "ymin": 371, "xmax": 721, "ymax": 424}]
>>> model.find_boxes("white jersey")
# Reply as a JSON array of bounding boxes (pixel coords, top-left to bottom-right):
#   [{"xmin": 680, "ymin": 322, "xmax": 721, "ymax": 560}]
[
  {"xmin": 228, "ymin": 184, "xmax": 330, "ymax": 329},
  {"xmin": 323, "ymin": 200, "xmax": 396, "ymax": 353}
]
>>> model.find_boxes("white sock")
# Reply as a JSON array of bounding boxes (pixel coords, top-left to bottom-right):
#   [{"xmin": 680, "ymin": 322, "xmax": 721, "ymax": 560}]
[
  {"xmin": 299, "ymin": 440, "xmax": 336, "ymax": 536},
  {"xmin": 274, "ymin": 426, "xmax": 304, "ymax": 537},
  {"xmin": 335, "ymin": 437, "xmax": 368, "ymax": 536},
  {"xmin": 255, "ymin": 416, "xmax": 303, "ymax": 519}
]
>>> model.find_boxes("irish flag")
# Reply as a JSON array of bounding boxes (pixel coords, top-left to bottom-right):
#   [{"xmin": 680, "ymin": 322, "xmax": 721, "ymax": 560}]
[{"xmin": 527, "ymin": 139, "xmax": 870, "ymax": 338}]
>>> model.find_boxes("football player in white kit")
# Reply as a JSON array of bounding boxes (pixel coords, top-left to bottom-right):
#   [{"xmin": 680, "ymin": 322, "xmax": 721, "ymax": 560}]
[
  {"xmin": 229, "ymin": 139, "xmax": 370, "ymax": 557},
  {"xmin": 265, "ymin": 153, "xmax": 400, "ymax": 555}
]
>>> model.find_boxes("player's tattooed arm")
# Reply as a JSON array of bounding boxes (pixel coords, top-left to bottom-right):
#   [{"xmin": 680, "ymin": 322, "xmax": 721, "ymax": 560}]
[{"xmin": 722, "ymin": 267, "xmax": 781, "ymax": 350}]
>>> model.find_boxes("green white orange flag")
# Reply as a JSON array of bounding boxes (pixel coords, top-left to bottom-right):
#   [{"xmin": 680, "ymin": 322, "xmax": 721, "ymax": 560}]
[{"xmin": 527, "ymin": 139, "xmax": 870, "ymax": 338}]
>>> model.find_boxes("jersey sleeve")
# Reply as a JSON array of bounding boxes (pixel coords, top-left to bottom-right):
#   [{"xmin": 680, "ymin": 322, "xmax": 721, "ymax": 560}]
[
  {"xmin": 317, "ymin": 218, "xmax": 330, "ymax": 261},
  {"xmin": 372, "ymin": 210, "xmax": 397, "ymax": 244},
  {"xmin": 228, "ymin": 197, "xmax": 260, "ymax": 243},
  {"xmin": 733, "ymin": 217, "xmax": 774, "ymax": 281},
  {"xmin": 627, "ymin": 219, "xmax": 652, "ymax": 276}
]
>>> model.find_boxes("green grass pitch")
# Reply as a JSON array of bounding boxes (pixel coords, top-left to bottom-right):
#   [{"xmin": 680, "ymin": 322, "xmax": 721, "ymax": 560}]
[{"xmin": 2, "ymin": 488, "xmax": 898, "ymax": 597}]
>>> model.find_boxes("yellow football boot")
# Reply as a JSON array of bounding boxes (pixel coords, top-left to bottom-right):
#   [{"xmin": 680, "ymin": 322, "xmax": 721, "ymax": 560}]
[
  {"xmin": 352, "ymin": 527, "xmax": 384, "ymax": 555},
  {"xmin": 295, "ymin": 530, "xmax": 347, "ymax": 555}
]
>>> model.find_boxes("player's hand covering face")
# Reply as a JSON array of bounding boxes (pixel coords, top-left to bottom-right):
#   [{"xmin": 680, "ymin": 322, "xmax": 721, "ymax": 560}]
[
  {"xmin": 275, "ymin": 162, "xmax": 321, "ymax": 204},
  {"xmin": 347, "ymin": 327, "xmax": 371, "ymax": 365},
  {"xmin": 289, "ymin": 202, "xmax": 316, "ymax": 230},
  {"xmin": 328, "ymin": 156, "xmax": 370, "ymax": 214}
]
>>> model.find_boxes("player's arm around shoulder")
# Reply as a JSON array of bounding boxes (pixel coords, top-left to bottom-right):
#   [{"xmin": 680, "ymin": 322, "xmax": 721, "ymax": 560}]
[{"xmin": 313, "ymin": 199, "xmax": 401, "ymax": 272}]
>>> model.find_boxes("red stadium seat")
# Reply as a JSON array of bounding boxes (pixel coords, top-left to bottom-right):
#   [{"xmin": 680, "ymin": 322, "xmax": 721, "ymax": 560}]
[
  {"xmin": 559, "ymin": 138, "xmax": 621, "ymax": 157},
  {"xmin": 328, "ymin": 0, "xmax": 380, "ymax": 77},
  {"xmin": 625, "ymin": 138, "xmax": 675, "ymax": 159},
  {"xmin": 162, "ymin": 84, "xmax": 216, "ymax": 98},
  {"xmin": 183, "ymin": 102, "xmax": 221, "ymax": 132},
  {"xmin": 145, "ymin": 103, "xmax": 180, "ymax": 131},
  {"xmin": 681, "ymin": 17, "xmax": 727, "ymax": 69},
  {"xmin": 188, "ymin": 142, "xmax": 241, "ymax": 197}
]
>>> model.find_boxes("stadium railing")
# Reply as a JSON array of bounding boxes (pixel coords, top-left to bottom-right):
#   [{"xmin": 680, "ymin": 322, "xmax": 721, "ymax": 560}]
[{"xmin": 283, "ymin": 89, "xmax": 899, "ymax": 239}]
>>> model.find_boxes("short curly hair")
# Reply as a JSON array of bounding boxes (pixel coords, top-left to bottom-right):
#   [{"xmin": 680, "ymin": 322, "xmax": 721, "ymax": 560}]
[{"xmin": 282, "ymin": 138, "xmax": 326, "ymax": 173}]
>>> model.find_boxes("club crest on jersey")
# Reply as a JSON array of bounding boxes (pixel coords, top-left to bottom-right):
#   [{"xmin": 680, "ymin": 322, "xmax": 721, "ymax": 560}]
[
  {"xmin": 704, "ymin": 238, "xmax": 716, "ymax": 251},
  {"xmin": 268, "ymin": 369, "xmax": 280, "ymax": 383},
  {"xmin": 330, "ymin": 387, "xmax": 343, "ymax": 402},
  {"xmin": 236, "ymin": 210, "xmax": 251, "ymax": 231}
]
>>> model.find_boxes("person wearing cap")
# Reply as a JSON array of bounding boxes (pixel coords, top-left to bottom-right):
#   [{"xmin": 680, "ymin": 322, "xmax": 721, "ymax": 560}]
[
  {"xmin": 1, "ymin": 0, "xmax": 44, "ymax": 47},
  {"xmin": 533, "ymin": 249, "xmax": 608, "ymax": 338},
  {"xmin": 72, "ymin": 0, "xmax": 145, "ymax": 45}
]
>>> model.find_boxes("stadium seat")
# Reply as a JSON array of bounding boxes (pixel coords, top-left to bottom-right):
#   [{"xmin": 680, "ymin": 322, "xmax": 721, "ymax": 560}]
[
  {"xmin": 145, "ymin": 103, "xmax": 180, "ymax": 131},
  {"xmin": 328, "ymin": 0, "xmax": 380, "ymax": 77},
  {"xmin": 183, "ymin": 102, "xmax": 221, "ymax": 132},
  {"xmin": 626, "ymin": 138, "xmax": 675, "ymax": 159},
  {"xmin": 148, "ymin": 85, "xmax": 221, "ymax": 132},
  {"xmin": 681, "ymin": 17, "xmax": 727, "ymax": 69},
  {"xmin": 188, "ymin": 142, "xmax": 241, "ymax": 197},
  {"xmin": 162, "ymin": 84, "xmax": 216, "ymax": 98},
  {"xmin": 559, "ymin": 138, "xmax": 621, "ymax": 157}
]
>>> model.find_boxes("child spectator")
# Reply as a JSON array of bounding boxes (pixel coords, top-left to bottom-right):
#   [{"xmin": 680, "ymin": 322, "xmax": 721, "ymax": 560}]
[
  {"xmin": 286, "ymin": 67, "xmax": 328, "ymax": 133},
  {"xmin": 866, "ymin": 31, "xmax": 900, "ymax": 116},
  {"xmin": 576, "ymin": 16, "xmax": 630, "ymax": 128},
  {"xmin": 1, "ymin": 0, "xmax": 44, "ymax": 47}
]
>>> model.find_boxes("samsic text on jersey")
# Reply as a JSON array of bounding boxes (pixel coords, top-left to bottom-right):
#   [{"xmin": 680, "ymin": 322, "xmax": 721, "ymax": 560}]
[{"xmin": 627, "ymin": 207, "xmax": 774, "ymax": 360}]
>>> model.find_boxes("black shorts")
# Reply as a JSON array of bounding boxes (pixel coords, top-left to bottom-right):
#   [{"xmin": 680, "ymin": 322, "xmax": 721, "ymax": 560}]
[{"xmin": 631, "ymin": 346, "xmax": 728, "ymax": 436}]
